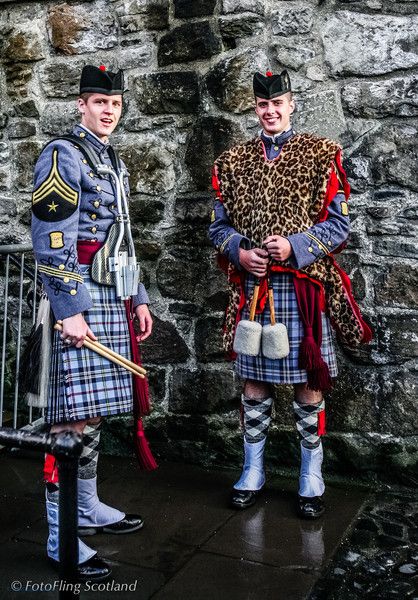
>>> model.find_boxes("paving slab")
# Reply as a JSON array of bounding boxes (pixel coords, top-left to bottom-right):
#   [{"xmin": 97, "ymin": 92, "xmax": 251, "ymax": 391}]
[
  {"xmin": 0, "ymin": 539, "xmax": 164, "ymax": 600},
  {"xmin": 79, "ymin": 458, "xmax": 237, "ymax": 574},
  {"xmin": 0, "ymin": 452, "xmax": 45, "ymax": 543},
  {"xmin": 0, "ymin": 451, "xmax": 370, "ymax": 600},
  {"xmin": 202, "ymin": 477, "xmax": 367, "ymax": 570},
  {"xmin": 15, "ymin": 456, "xmax": 237, "ymax": 576},
  {"xmin": 152, "ymin": 552, "xmax": 318, "ymax": 600}
]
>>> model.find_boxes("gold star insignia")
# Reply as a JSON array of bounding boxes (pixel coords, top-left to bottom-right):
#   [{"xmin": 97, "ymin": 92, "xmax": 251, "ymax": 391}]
[{"xmin": 47, "ymin": 201, "xmax": 58, "ymax": 212}]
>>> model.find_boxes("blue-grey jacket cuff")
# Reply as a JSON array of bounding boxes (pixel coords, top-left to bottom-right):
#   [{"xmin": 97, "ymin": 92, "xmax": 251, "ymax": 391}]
[
  {"xmin": 132, "ymin": 283, "xmax": 150, "ymax": 308},
  {"xmin": 49, "ymin": 285, "xmax": 94, "ymax": 321},
  {"xmin": 287, "ymin": 233, "xmax": 315, "ymax": 269},
  {"xmin": 230, "ymin": 235, "xmax": 251, "ymax": 269}
]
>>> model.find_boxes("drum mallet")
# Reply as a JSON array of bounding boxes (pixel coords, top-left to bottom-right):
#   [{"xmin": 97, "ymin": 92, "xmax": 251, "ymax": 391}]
[
  {"xmin": 261, "ymin": 278, "xmax": 290, "ymax": 359},
  {"xmin": 233, "ymin": 279, "xmax": 262, "ymax": 356}
]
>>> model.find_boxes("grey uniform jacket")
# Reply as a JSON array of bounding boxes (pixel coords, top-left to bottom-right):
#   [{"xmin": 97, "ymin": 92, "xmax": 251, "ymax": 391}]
[{"xmin": 31, "ymin": 124, "xmax": 149, "ymax": 321}]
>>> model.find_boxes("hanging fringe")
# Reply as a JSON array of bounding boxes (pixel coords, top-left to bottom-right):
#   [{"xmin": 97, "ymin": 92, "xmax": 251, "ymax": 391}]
[
  {"xmin": 134, "ymin": 418, "xmax": 157, "ymax": 471},
  {"xmin": 20, "ymin": 295, "xmax": 52, "ymax": 408},
  {"xmin": 124, "ymin": 299, "xmax": 157, "ymax": 471},
  {"xmin": 298, "ymin": 328, "xmax": 320, "ymax": 372},
  {"xmin": 307, "ymin": 359, "xmax": 333, "ymax": 392},
  {"xmin": 19, "ymin": 323, "xmax": 43, "ymax": 393}
]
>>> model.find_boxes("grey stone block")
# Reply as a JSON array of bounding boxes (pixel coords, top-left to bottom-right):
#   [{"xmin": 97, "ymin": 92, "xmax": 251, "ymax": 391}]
[
  {"xmin": 134, "ymin": 71, "xmax": 200, "ymax": 114},
  {"xmin": 158, "ymin": 21, "xmax": 222, "ymax": 66}
]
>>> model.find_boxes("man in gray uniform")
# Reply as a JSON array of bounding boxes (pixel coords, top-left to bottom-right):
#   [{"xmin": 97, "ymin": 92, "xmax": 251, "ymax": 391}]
[
  {"xmin": 32, "ymin": 65, "xmax": 152, "ymax": 580},
  {"xmin": 210, "ymin": 70, "xmax": 371, "ymax": 518}
]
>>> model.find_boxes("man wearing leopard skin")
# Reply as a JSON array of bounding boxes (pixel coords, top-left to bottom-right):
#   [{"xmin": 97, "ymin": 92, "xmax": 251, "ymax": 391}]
[{"xmin": 209, "ymin": 70, "xmax": 371, "ymax": 518}]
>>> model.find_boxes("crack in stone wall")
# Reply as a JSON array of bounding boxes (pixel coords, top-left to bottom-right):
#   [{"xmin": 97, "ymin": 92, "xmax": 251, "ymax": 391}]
[{"xmin": 0, "ymin": 0, "xmax": 417, "ymax": 484}]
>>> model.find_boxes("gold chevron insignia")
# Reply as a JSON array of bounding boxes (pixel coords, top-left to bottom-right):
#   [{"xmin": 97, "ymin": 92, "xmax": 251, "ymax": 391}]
[{"xmin": 32, "ymin": 149, "xmax": 79, "ymax": 206}]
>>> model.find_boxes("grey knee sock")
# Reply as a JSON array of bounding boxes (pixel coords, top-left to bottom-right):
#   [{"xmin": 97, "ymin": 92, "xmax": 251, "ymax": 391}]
[
  {"xmin": 242, "ymin": 395, "xmax": 273, "ymax": 443},
  {"xmin": 79, "ymin": 423, "xmax": 101, "ymax": 480},
  {"xmin": 293, "ymin": 399, "xmax": 325, "ymax": 449}
]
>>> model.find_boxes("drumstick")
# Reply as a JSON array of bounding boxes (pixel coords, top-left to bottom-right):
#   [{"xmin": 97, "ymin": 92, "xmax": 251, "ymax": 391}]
[
  {"xmin": 54, "ymin": 323, "xmax": 146, "ymax": 378},
  {"xmin": 268, "ymin": 279, "xmax": 276, "ymax": 326},
  {"xmin": 55, "ymin": 321, "xmax": 146, "ymax": 375},
  {"xmin": 249, "ymin": 279, "xmax": 261, "ymax": 321},
  {"xmin": 89, "ymin": 338, "xmax": 146, "ymax": 375}
]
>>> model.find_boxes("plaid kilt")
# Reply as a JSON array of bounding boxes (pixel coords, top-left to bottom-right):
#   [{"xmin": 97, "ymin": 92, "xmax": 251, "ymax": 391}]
[
  {"xmin": 46, "ymin": 265, "xmax": 133, "ymax": 423},
  {"xmin": 235, "ymin": 272, "xmax": 338, "ymax": 384}
]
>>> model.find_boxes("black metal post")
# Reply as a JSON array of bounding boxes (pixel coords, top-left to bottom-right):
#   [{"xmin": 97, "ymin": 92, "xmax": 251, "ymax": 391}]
[
  {"xmin": 50, "ymin": 431, "xmax": 83, "ymax": 598},
  {"xmin": 0, "ymin": 427, "xmax": 83, "ymax": 599}
]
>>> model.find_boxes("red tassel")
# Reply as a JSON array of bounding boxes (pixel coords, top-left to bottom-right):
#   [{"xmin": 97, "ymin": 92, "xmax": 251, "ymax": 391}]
[
  {"xmin": 44, "ymin": 454, "xmax": 59, "ymax": 483},
  {"xmin": 133, "ymin": 373, "xmax": 150, "ymax": 416},
  {"xmin": 318, "ymin": 409, "xmax": 326, "ymax": 436},
  {"xmin": 134, "ymin": 419, "xmax": 157, "ymax": 471},
  {"xmin": 307, "ymin": 360, "xmax": 333, "ymax": 392},
  {"xmin": 299, "ymin": 335, "xmax": 319, "ymax": 371}
]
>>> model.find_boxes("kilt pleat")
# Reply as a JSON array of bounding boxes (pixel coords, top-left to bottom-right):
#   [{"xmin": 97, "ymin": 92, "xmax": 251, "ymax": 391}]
[
  {"xmin": 235, "ymin": 272, "xmax": 338, "ymax": 384},
  {"xmin": 46, "ymin": 266, "xmax": 133, "ymax": 423}
]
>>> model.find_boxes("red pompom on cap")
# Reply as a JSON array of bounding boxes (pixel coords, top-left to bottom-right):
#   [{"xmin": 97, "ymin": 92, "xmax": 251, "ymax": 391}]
[
  {"xmin": 99, "ymin": 65, "xmax": 106, "ymax": 71},
  {"xmin": 266, "ymin": 70, "xmax": 273, "ymax": 77}
]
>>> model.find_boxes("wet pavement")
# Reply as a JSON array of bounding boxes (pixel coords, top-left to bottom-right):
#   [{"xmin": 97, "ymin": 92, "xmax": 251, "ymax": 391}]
[
  {"xmin": 0, "ymin": 451, "xmax": 415, "ymax": 599},
  {"xmin": 310, "ymin": 488, "xmax": 418, "ymax": 599}
]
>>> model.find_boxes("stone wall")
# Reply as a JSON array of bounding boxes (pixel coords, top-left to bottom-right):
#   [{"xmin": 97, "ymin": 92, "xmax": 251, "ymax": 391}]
[{"xmin": 0, "ymin": 0, "xmax": 417, "ymax": 485}]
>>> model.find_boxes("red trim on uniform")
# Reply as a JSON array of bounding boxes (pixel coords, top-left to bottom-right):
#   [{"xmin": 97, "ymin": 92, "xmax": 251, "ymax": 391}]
[
  {"xmin": 330, "ymin": 257, "xmax": 373, "ymax": 343},
  {"xmin": 269, "ymin": 264, "xmax": 326, "ymax": 311},
  {"xmin": 317, "ymin": 409, "xmax": 326, "ymax": 436},
  {"xmin": 254, "ymin": 277, "xmax": 268, "ymax": 313},
  {"xmin": 318, "ymin": 149, "xmax": 350, "ymax": 225},
  {"xmin": 217, "ymin": 253, "xmax": 230, "ymax": 276},
  {"xmin": 211, "ymin": 166, "xmax": 224, "ymax": 203},
  {"xmin": 77, "ymin": 240, "xmax": 103, "ymax": 264},
  {"xmin": 271, "ymin": 262, "xmax": 372, "ymax": 343},
  {"xmin": 44, "ymin": 454, "xmax": 59, "ymax": 484}
]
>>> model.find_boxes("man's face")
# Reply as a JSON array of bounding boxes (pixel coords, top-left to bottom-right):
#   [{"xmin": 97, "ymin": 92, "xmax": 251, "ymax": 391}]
[
  {"xmin": 77, "ymin": 94, "xmax": 123, "ymax": 140},
  {"xmin": 254, "ymin": 94, "xmax": 295, "ymax": 136}
]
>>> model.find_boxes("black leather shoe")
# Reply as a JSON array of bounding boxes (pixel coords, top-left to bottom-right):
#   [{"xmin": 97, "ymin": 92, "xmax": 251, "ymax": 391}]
[
  {"xmin": 298, "ymin": 495, "xmax": 325, "ymax": 519},
  {"xmin": 49, "ymin": 555, "xmax": 112, "ymax": 582},
  {"xmin": 79, "ymin": 514, "xmax": 144, "ymax": 536},
  {"xmin": 230, "ymin": 489, "xmax": 258, "ymax": 510}
]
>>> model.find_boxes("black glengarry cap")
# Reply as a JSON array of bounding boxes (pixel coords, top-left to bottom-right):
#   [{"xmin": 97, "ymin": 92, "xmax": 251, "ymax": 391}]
[
  {"xmin": 253, "ymin": 70, "xmax": 291, "ymax": 99},
  {"xmin": 80, "ymin": 65, "xmax": 124, "ymax": 95}
]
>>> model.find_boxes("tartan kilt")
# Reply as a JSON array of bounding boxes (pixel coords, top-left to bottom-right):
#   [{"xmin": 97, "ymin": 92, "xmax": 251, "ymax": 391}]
[
  {"xmin": 46, "ymin": 265, "xmax": 133, "ymax": 424},
  {"xmin": 235, "ymin": 272, "xmax": 338, "ymax": 384}
]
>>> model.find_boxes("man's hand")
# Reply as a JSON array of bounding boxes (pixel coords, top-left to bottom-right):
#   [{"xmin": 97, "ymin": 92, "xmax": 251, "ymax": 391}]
[
  {"xmin": 135, "ymin": 304, "xmax": 153, "ymax": 342},
  {"xmin": 61, "ymin": 314, "xmax": 97, "ymax": 349},
  {"xmin": 239, "ymin": 247, "xmax": 269, "ymax": 277},
  {"xmin": 263, "ymin": 235, "xmax": 293, "ymax": 262}
]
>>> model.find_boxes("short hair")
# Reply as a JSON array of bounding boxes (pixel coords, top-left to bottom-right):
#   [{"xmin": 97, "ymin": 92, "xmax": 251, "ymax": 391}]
[
  {"xmin": 78, "ymin": 92, "xmax": 95, "ymax": 103},
  {"xmin": 254, "ymin": 91, "xmax": 294, "ymax": 103}
]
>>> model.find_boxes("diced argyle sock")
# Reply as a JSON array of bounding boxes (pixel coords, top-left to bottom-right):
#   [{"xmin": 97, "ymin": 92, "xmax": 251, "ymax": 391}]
[
  {"xmin": 242, "ymin": 395, "xmax": 273, "ymax": 443},
  {"xmin": 78, "ymin": 422, "xmax": 101, "ymax": 480},
  {"xmin": 293, "ymin": 399, "xmax": 325, "ymax": 449}
]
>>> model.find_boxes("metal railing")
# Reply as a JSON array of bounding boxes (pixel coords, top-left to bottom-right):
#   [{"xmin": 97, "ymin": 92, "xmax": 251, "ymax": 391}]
[
  {"xmin": 1, "ymin": 244, "xmax": 81, "ymax": 597},
  {"xmin": 0, "ymin": 427, "xmax": 82, "ymax": 599},
  {"xmin": 0, "ymin": 243, "xmax": 43, "ymax": 430}
]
